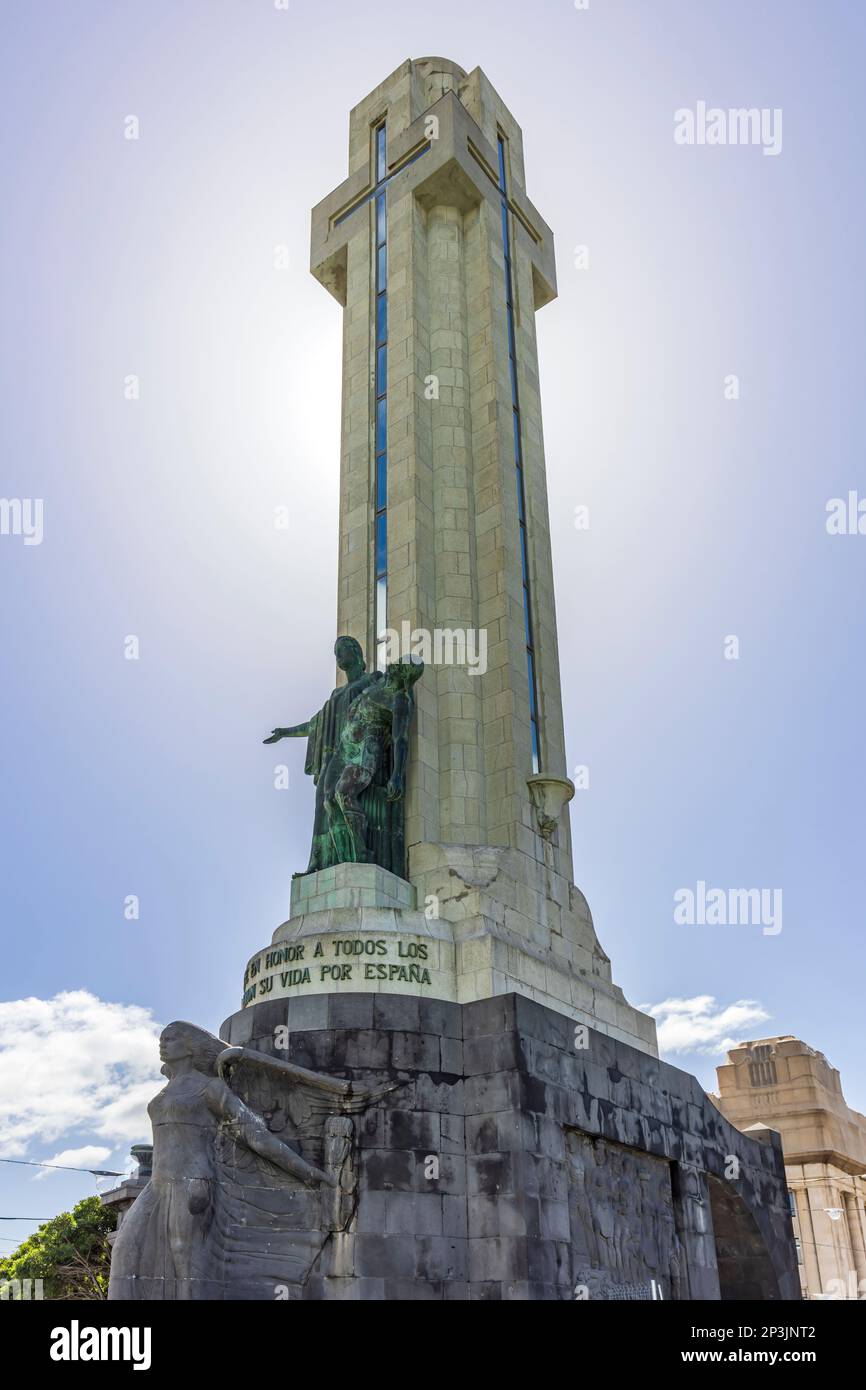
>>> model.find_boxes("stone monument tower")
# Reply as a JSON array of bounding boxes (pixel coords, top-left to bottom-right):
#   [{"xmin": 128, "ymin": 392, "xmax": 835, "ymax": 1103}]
[
  {"xmin": 247, "ymin": 56, "xmax": 657, "ymax": 1053},
  {"xmin": 108, "ymin": 59, "xmax": 800, "ymax": 1302}
]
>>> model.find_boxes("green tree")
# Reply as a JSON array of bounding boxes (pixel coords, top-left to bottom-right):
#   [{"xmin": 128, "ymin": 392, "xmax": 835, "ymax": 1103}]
[{"xmin": 0, "ymin": 1196, "xmax": 118, "ymax": 1300}]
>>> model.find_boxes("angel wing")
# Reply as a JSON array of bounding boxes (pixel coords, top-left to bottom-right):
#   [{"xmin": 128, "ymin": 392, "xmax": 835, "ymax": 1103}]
[
  {"xmin": 206, "ymin": 1048, "xmax": 397, "ymax": 1295},
  {"xmin": 216, "ymin": 1046, "xmax": 398, "ymax": 1141}
]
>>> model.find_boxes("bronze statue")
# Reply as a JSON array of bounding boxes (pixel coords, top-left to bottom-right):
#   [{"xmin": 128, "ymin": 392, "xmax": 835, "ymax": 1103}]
[
  {"xmin": 264, "ymin": 637, "xmax": 382, "ymax": 874},
  {"xmin": 265, "ymin": 642, "xmax": 423, "ymax": 878},
  {"xmin": 321, "ymin": 655, "xmax": 423, "ymax": 866}
]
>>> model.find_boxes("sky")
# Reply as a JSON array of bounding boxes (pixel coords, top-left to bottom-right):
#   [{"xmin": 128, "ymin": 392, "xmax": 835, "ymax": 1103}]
[{"xmin": 1, "ymin": 0, "xmax": 864, "ymax": 1248}]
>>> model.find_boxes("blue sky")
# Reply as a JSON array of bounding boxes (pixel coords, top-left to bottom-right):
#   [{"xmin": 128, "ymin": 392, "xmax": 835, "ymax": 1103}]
[{"xmin": 1, "ymin": 0, "xmax": 864, "ymax": 1246}]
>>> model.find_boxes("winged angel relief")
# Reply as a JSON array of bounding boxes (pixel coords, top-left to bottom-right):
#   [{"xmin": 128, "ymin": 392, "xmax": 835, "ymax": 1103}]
[{"xmin": 108, "ymin": 1022, "xmax": 393, "ymax": 1300}]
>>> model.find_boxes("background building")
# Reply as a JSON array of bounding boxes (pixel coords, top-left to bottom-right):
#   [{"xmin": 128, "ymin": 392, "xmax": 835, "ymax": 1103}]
[{"xmin": 715, "ymin": 1037, "xmax": 866, "ymax": 1300}]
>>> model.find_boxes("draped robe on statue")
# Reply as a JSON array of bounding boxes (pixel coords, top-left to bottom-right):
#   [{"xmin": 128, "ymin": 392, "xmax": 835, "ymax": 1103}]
[{"xmin": 303, "ymin": 672, "xmax": 384, "ymax": 874}]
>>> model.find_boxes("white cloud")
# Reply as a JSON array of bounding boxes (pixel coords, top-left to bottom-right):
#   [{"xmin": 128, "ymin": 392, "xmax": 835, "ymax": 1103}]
[
  {"xmin": 33, "ymin": 1146, "xmax": 113, "ymax": 1180},
  {"xmin": 0, "ymin": 992, "xmax": 164, "ymax": 1161},
  {"xmin": 641, "ymin": 994, "xmax": 771, "ymax": 1056}
]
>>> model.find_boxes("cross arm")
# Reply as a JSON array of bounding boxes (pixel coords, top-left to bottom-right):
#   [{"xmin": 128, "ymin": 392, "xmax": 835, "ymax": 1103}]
[{"xmin": 310, "ymin": 91, "xmax": 557, "ymax": 311}]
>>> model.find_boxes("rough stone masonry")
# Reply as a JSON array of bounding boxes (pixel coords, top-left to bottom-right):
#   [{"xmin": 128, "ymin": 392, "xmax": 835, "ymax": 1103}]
[{"xmin": 106, "ymin": 58, "xmax": 800, "ymax": 1302}]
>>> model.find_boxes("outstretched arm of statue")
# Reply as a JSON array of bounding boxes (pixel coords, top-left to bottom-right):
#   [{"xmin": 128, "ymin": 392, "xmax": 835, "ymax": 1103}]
[
  {"xmin": 207, "ymin": 1080, "xmax": 337, "ymax": 1187},
  {"xmin": 263, "ymin": 720, "xmax": 312, "ymax": 745},
  {"xmin": 386, "ymin": 693, "xmax": 411, "ymax": 801}
]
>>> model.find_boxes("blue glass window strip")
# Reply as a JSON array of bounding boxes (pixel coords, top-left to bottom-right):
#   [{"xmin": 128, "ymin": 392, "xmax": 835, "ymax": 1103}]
[
  {"xmin": 375, "ymin": 510, "xmax": 388, "ymax": 579},
  {"xmin": 331, "ymin": 125, "xmax": 429, "ymax": 662},
  {"xmin": 376, "ymin": 124, "xmax": 387, "ymax": 183},
  {"xmin": 374, "ymin": 124, "xmax": 389, "ymax": 661},
  {"xmin": 529, "ymin": 714, "xmax": 540, "ymax": 773},
  {"xmin": 497, "ymin": 137, "xmax": 508, "ymax": 191},
  {"xmin": 376, "ymin": 293, "xmax": 387, "ymax": 347},
  {"xmin": 497, "ymin": 134, "xmax": 540, "ymax": 772},
  {"xmin": 519, "ymin": 526, "xmax": 530, "ymax": 587},
  {"xmin": 376, "ymin": 396, "xmax": 387, "ymax": 454},
  {"xmin": 526, "ymin": 650, "xmax": 538, "ymax": 717},
  {"xmin": 376, "ymin": 454, "xmax": 387, "ymax": 512},
  {"xmin": 334, "ymin": 141, "xmax": 432, "ymax": 226}
]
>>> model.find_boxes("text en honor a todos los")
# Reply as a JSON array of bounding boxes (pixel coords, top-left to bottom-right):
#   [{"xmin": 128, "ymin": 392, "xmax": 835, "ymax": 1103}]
[{"xmin": 243, "ymin": 937, "xmax": 432, "ymax": 1006}]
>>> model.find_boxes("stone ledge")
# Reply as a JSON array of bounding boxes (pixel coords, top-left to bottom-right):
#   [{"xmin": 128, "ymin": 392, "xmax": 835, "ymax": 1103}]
[
  {"xmin": 237, "ymin": 908, "xmax": 656, "ymax": 1055},
  {"xmin": 291, "ymin": 864, "xmax": 417, "ymax": 917}
]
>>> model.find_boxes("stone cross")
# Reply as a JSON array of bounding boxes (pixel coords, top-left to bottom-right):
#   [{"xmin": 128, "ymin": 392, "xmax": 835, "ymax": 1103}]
[
  {"xmin": 311, "ymin": 58, "xmax": 567, "ymax": 872},
  {"xmin": 299, "ymin": 58, "xmax": 655, "ymax": 1047}
]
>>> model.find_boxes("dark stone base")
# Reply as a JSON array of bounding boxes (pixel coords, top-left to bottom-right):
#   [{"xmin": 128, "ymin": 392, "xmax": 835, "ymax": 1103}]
[{"xmin": 219, "ymin": 993, "xmax": 800, "ymax": 1301}]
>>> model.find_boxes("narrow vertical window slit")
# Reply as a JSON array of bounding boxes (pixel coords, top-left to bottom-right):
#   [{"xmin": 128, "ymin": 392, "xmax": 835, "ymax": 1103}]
[{"xmin": 498, "ymin": 134, "xmax": 540, "ymax": 772}]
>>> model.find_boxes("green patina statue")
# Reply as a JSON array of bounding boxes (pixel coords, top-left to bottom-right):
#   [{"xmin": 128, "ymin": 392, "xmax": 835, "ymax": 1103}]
[{"xmin": 264, "ymin": 639, "xmax": 423, "ymax": 879}]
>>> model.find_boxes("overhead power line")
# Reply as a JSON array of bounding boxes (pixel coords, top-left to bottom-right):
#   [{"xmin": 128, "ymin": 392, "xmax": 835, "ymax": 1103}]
[{"xmin": 0, "ymin": 1158, "xmax": 124, "ymax": 1178}]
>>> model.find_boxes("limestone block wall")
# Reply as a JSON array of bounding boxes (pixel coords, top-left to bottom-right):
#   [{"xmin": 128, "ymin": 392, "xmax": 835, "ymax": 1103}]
[
  {"xmin": 220, "ymin": 993, "xmax": 800, "ymax": 1301},
  {"xmin": 312, "ymin": 58, "xmax": 574, "ymax": 886}
]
